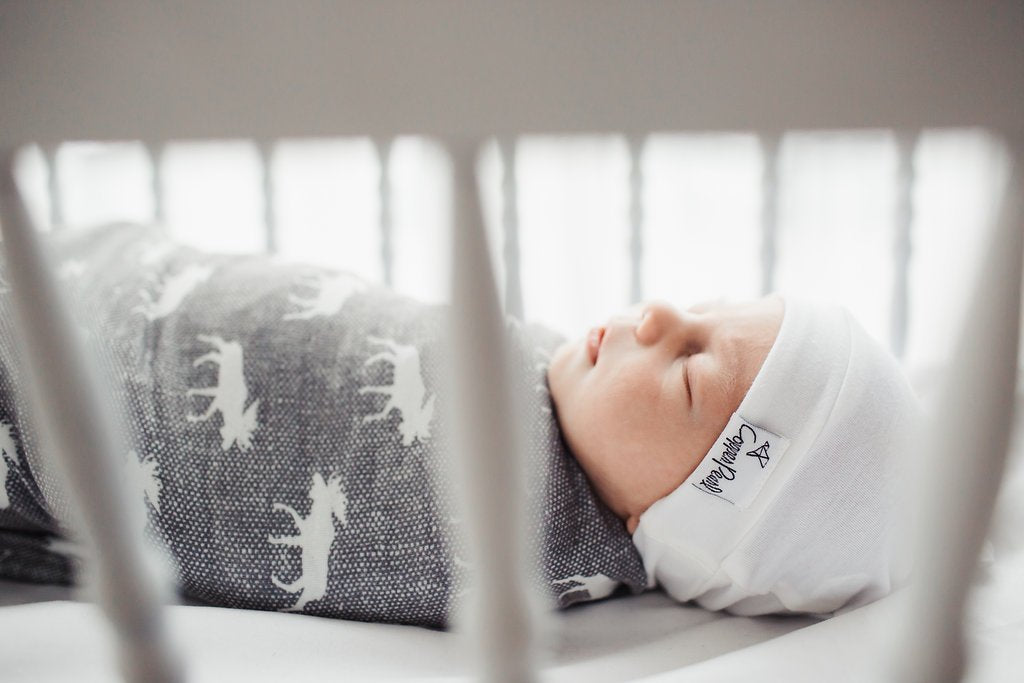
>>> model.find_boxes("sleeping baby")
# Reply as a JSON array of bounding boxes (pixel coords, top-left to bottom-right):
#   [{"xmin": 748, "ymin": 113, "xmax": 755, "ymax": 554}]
[
  {"xmin": 549, "ymin": 294, "xmax": 920, "ymax": 615},
  {"xmin": 0, "ymin": 224, "xmax": 919, "ymax": 625}
]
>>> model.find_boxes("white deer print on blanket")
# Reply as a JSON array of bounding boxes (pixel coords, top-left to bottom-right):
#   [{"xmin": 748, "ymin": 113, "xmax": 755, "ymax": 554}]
[
  {"xmin": 282, "ymin": 272, "xmax": 367, "ymax": 320},
  {"xmin": 359, "ymin": 337, "xmax": 435, "ymax": 446},
  {"xmin": 0, "ymin": 421, "xmax": 19, "ymax": 510},
  {"xmin": 186, "ymin": 334, "xmax": 260, "ymax": 451},
  {"xmin": 125, "ymin": 449, "xmax": 162, "ymax": 513},
  {"xmin": 134, "ymin": 264, "xmax": 213, "ymax": 321},
  {"xmin": 116, "ymin": 450, "xmax": 163, "ymax": 538},
  {"xmin": 268, "ymin": 472, "xmax": 348, "ymax": 612},
  {"xmin": 552, "ymin": 573, "xmax": 618, "ymax": 601}
]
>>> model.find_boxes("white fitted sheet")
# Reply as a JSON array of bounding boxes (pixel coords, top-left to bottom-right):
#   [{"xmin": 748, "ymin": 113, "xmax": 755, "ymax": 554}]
[
  {"xmin": 0, "ymin": 583, "xmax": 816, "ymax": 682},
  {"xmin": 3, "ymin": 523, "xmax": 1023, "ymax": 683},
  {"xmin": 4, "ymin": 577, "xmax": 1021, "ymax": 683}
]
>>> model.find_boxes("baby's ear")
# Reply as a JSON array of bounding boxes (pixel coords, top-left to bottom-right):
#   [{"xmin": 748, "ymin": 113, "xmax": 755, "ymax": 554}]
[{"xmin": 626, "ymin": 514, "xmax": 640, "ymax": 535}]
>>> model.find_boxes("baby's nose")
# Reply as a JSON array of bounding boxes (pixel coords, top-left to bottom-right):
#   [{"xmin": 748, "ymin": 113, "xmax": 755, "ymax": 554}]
[
  {"xmin": 607, "ymin": 312, "xmax": 644, "ymax": 343},
  {"xmin": 633, "ymin": 302, "xmax": 674, "ymax": 345},
  {"xmin": 636, "ymin": 301, "xmax": 703, "ymax": 347}
]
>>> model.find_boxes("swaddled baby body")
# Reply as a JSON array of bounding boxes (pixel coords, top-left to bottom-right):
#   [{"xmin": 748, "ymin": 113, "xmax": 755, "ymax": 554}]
[
  {"xmin": 0, "ymin": 224, "xmax": 647, "ymax": 627},
  {"xmin": 0, "ymin": 222, "xmax": 920, "ymax": 623}
]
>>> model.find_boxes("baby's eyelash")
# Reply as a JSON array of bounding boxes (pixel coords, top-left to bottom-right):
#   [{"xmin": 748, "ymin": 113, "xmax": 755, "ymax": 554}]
[{"xmin": 683, "ymin": 360, "xmax": 693, "ymax": 402}]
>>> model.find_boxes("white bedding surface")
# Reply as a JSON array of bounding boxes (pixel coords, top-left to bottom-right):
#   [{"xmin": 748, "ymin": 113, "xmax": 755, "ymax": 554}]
[
  {"xmin": 642, "ymin": 550, "xmax": 1024, "ymax": 683},
  {"xmin": 6, "ymin": 511, "xmax": 1023, "ymax": 683},
  {"xmin": 0, "ymin": 583, "xmax": 816, "ymax": 682},
  {"xmin": 3, "ymin": 506, "xmax": 1022, "ymax": 683},
  {"xmin": 3, "ymin": 575, "xmax": 1021, "ymax": 683}
]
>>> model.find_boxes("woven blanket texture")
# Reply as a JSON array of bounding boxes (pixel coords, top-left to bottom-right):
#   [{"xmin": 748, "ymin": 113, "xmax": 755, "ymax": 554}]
[{"xmin": 0, "ymin": 224, "xmax": 646, "ymax": 627}]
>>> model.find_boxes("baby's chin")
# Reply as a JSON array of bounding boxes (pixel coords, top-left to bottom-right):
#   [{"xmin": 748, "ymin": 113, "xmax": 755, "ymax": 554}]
[{"xmin": 547, "ymin": 337, "xmax": 583, "ymax": 404}]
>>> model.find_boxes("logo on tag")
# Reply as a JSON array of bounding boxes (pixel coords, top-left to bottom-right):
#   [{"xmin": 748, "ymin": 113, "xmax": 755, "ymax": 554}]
[{"xmin": 688, "ymin": 413, "xmax": 790, "ymax": 509}]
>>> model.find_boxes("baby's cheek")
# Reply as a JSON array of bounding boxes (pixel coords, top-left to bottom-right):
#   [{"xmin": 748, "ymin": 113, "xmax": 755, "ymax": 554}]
[
  {"xmin": 573, "ymin": 433, "xmax": 643, "ymax": 519},
  {"xmin": 548, "ymin": 340, "xmax": 587, "ymax": 397},
  {"xmin": 602, "ymin": 366, "xmax": 662, "ymax": 418},
  {"xmin": 546, "ymin": 342, "xmax": 571, "ymax": 386}
]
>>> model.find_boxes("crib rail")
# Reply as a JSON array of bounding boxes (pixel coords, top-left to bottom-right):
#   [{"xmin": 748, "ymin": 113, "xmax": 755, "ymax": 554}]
[
  {"xmin": 4, "ymin": 128, "xmax": 1022, "ymax": 683},
  {"xmin": 449, "ymin": 140, "xmax": 538, "ymax": 681},
  {"xmin": 4, "ymin": 137, "xmax": 548, "ymax": 683},
  {"xmin": 6, "ymin": 132, "xmax": 1021, "ymax": 683},
  {"xmin": 2, "ymin": 3, "xmax": 1023, "ymax": 682},
  {"xmin": 0, "ymin": 151, "xmax": 183, "ymax": 683},
  {"xmin": 6, "ymin": 129, "xmax": 1023, "ymax": 683},
  {"xmin": 893, "ymin": 167, "xmax": 1022, "ymax": 682},
  {"xmin": 3, "ymin": 3, "xmax": 1021, "ymax": 140}
]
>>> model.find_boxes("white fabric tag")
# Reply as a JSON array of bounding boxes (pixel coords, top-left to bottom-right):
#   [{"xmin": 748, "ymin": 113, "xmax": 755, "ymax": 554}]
[{"xmin": 686, "ymin": 413, "xmax": 790, "ymax": 510}]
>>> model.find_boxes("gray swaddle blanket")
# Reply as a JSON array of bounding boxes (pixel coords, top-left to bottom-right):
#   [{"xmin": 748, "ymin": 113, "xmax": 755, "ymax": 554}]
[{"xmin": 0, "ymin": 224, "xmax": 647, "ymax": 627}]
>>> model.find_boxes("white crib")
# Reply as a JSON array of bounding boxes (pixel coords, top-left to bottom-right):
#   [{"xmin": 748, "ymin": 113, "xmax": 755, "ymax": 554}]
[{"xmin": 0, "ymin": 3, "xmax": 1022, "ymax": 682}]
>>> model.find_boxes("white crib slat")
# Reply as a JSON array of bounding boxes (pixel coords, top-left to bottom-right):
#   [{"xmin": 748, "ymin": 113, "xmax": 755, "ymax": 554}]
[
  {"xmin": 0, "ymin": 150, "xmax": 183, "ymax": 683},
  {"xmin": 376, "ymin": 138, "xmax": 394, "ymax": 287},
  {"xmin": 759, "ymin": 132, "xmax": 781, "ymax": 295},
  {"xmin": 628, "ymin": 135, "xmax": 644, "ymax": 304},
  {"xmin": 891, "ymin": 168, "xmax": 1021, "ymax": 682},
  {"xmin": 42, "ymin": 143, "xmax": 63, "ymax": 230},
  {"xmin": 448, "ymin": 139, "xmax": 537, "ymax": 682},
  {"xmin": 146, "ymin": 143, "xmax": 166, "ymax": 227},
  {"xmin": 890, "ymin": 131, "xmax": 916, "ymax": 359},
  {"xmin": 257, "ymin": 140, "xmax": 278, "ymax": 254},
  {"xmin": 499, "ymin": 138, "xmax": 524, "ymax": 318}
]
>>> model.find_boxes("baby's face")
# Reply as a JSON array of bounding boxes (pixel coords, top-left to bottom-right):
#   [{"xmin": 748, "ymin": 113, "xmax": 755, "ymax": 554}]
[{"xmin": 547, "ymin": 296, "xmax": 783, "ymax": 533}]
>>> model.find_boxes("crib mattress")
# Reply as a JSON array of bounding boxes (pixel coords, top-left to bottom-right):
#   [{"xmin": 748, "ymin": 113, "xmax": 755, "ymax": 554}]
[
  {"xmin": 2, "ymin": 573, "xmax": 1021, "ymax": 682},
  {"xmin": 0, "ymin": 582, "xmax": 816, "ymax": 682}
]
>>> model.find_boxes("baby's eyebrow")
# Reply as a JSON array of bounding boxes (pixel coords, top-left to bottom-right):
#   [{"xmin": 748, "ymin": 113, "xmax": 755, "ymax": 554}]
[
  {"xmin": 682, "ymin": 357, "xmax": 693, "ymax": 402},
  {"xmin": 697, "ymin": 344, "xmax": 740, "ymax": 401},
  {"xmin": 722, "ymin": 366, "xmax": 740, "ymax": 397},
  {"xmin": 718, "ymin": 347, "xmax": 741, "ymax": 397}
]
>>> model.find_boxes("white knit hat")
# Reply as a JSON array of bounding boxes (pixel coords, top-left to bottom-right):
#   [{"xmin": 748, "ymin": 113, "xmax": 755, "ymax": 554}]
[{"xmin": 631, "ymin": 297, "xmax": 921, "ymax": 616}]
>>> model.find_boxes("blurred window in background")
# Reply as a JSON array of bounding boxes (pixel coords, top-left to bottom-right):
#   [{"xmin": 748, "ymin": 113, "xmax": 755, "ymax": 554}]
[{"xmin": 14, "ymin": 129, "xmax": 1011, "ymax": 386}]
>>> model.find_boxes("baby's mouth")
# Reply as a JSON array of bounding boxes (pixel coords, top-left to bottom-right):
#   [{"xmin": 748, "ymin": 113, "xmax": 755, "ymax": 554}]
[{"xmin": 586, "ymin": 326, "xmax": 606, "ymax": 365}]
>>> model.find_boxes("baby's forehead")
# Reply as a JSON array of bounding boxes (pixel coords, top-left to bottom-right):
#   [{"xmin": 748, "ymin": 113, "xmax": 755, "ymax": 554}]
[
  {"xmin": 685, "ymin": 296, "xmax": 744, "ymax": 315},
  {"xmin": 622, "ymin": 296, "xmax": 779, "ymax": 327},
  {"xmin": 686, "ymin": 298, "xmax": 724, "ymax": 313}
]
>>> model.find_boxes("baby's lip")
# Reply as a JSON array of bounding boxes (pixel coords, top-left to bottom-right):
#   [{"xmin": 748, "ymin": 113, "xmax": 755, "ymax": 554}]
[{"xmin": 586, "ymin": 326, "xmax": 606, "ymax": 365}]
